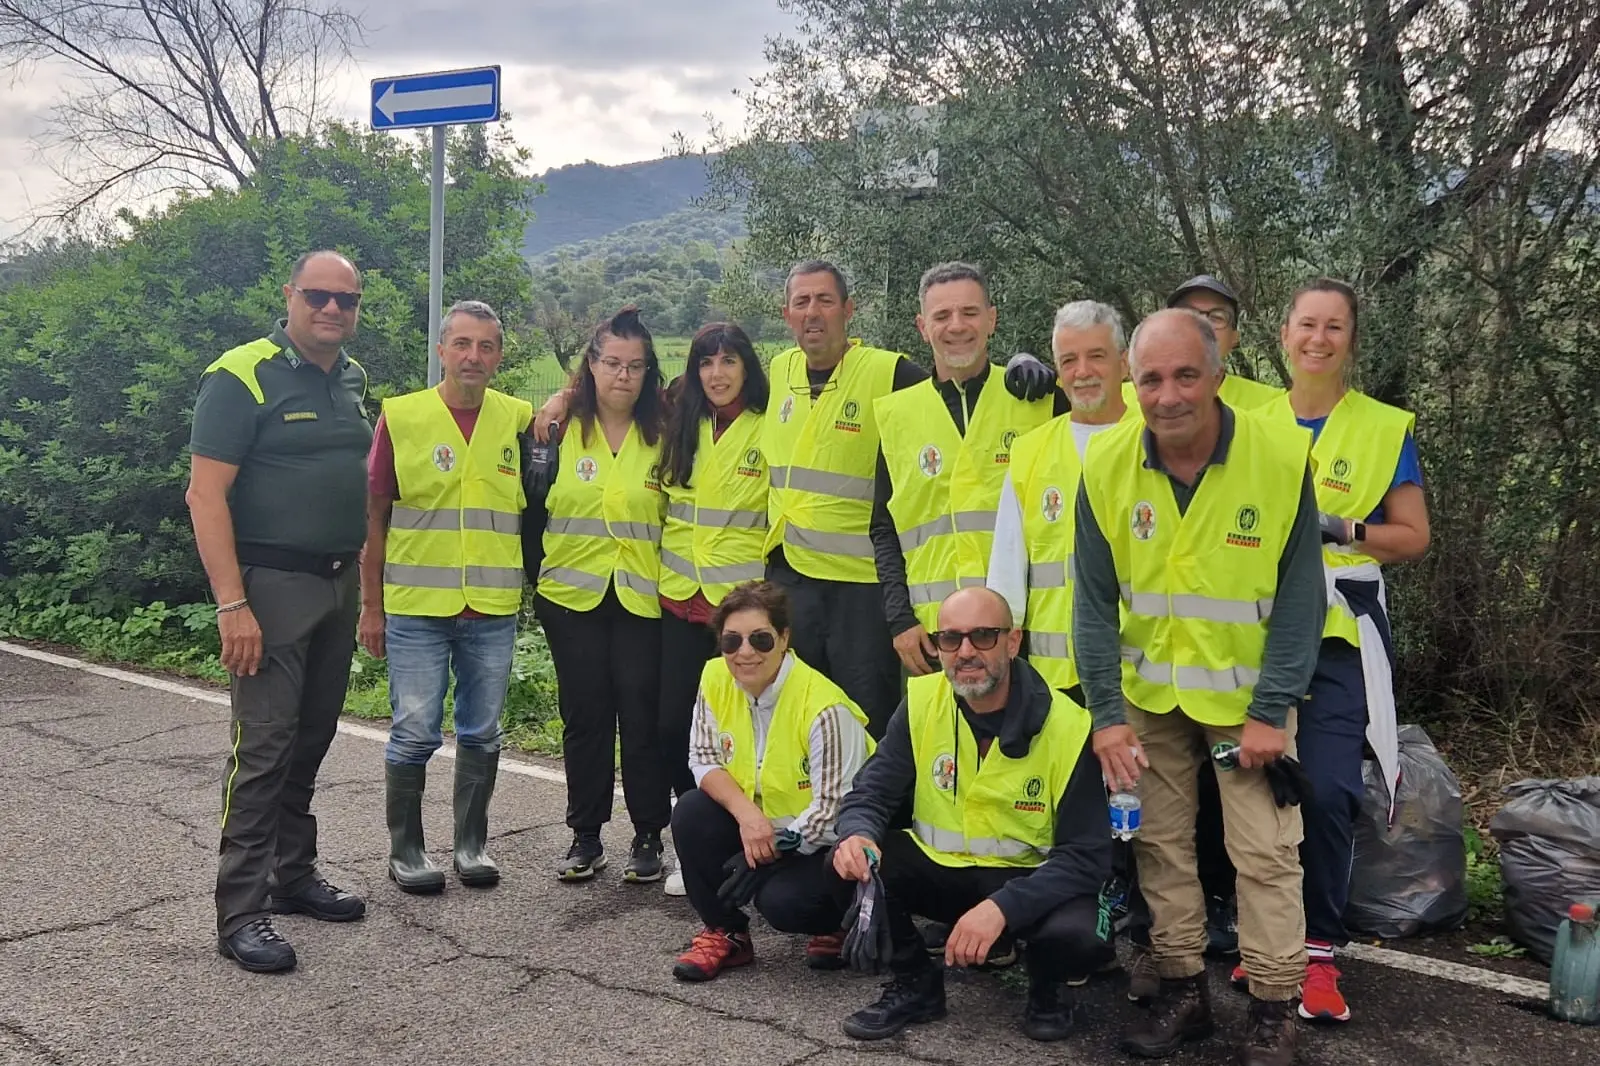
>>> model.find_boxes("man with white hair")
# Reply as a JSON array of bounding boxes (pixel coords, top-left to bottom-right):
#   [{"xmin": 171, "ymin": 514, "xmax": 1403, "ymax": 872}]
[{"xmin": 1073, "ymin": 309, "xmax": 1324, "ymax": 1066}]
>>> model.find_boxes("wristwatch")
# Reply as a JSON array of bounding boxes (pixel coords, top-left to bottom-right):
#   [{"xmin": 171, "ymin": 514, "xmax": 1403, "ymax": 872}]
[{"xmin": 1352, "ymin": 521, "xmax": 1368, "ymax": 544}]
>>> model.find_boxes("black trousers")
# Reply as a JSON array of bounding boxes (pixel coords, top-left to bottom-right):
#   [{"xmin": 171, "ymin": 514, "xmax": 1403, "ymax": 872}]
[
  {"xmin": 879, "ymin": 830, "xmax": 1108, "ymax": 983},
  {"xmin": 216, "ymin": 564, "xmax": 358, "ymax": 936},
  {"xmin": 767, "ymin": 556, "xmax": 900, "ymax": 739},
  {"xmin": 659, "ymin": 611, "xmax": 716, "ymax": 800},
  {"xmin": 536, "ymin": 588, "xmax": 669, "ymax": 833},
  {"xmin": 670, "ymin": 789, "xmax": 852, "ymax": 935}
]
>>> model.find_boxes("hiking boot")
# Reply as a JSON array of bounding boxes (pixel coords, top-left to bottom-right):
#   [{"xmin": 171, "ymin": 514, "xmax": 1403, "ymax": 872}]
[
  {"xmin": 452, "ymin": 747, "xmax": 501, "ymax": 887},
  {"xmin": 841, "ymin": 966, "xmax": 947, "ymax": 1040},
  {"xmin": 806, "ymin": 932, "xmax": 848, "ymax": 971},
  {"xmin": 1022, "ymin": 978, "xmax": 1075, "ymax": 1041},
  {"xmin": 556, "ymin": 832, "xmax": 606, "ymax": 882},
  {"xmin": 672, "ymin": 927, "xmax": 754, "ymax": 982},
  {"xmin": 1242, "ymin": 996, "xmax": 1299, "ymax": 1066},
  {"xmin": 386, "ymin": 763, "xmax": 446, "ymax": 894},
  {"xmin": 1297, "ymin": 960, "xmax": 1351, "ymax": 1023},
  {"xmin": 217, "ymin": 917, "xmax": 296, "ymax": 974},
  {"xmin": 270, "ymin": 877, "xmax": 366, "ymax": 922},
  {"xmin": 1120, "ymin": 973, "xmax": 1215, "ymax": 1058},
  {"xmin": 1205, "ymin": 894, "xmax": 1240, "ymax": 957},
  {"xmin": 1126, "ymin": 942, "xmax": 1162, "ymax": 1001},
  {"xmin": 624, "ymin": 830, "xmax": 665, "ymax": 883}
]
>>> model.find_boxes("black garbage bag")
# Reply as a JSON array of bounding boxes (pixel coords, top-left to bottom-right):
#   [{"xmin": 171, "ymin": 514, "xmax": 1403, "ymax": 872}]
[
  {"xmin": 1490, "ymin": 776, "xmax": 1600, "ymax": 964},
  {"xmin": 1344, "ymin": 725, "xmax": 1469, "ymax": 939}
]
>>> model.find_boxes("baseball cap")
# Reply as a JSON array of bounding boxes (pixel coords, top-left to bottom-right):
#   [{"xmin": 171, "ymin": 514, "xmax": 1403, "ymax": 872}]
[{"xmin": 1167, "ymin": 274, "xmax": 1239, "ymax": 313}]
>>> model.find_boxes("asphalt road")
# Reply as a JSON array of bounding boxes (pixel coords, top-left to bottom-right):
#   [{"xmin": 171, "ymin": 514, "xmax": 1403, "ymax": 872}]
[{"xmin": 4, "ymin": 646, "xmax": 1597, "ymax": 1066}]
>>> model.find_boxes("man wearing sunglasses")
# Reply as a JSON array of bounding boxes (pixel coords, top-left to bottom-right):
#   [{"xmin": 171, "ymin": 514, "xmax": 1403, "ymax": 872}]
[
  {"xmin": 188, "ymin": 250, "xmax": 372, "ymax": 973},
  {"xmin": 832, "ymin": 586, "xmax": 1112, "ymax": 1044}
]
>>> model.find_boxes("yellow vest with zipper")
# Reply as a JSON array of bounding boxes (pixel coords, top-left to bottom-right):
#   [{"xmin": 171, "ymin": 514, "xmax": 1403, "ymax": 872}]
[
  {"xmin": 906, "ymin": 671, "xmax": 1090, "ymax": 869},
  {"xmin": 700, "ymin": 652, "xmax": 873, "ymax": 825},
  {"xmin": 1083, "ymin": 412, "xmax": 1310, "ymax": 726},
  {"xmin": 1008, "ymin": 415, "xmax": 1087, "ymax": 689},
  {"xmin": 763, "ymin": 342, "xmax": 901, "ymax": 582},
  {"xmin": 876, "ymin": 371, "xmax": 1053, "ymax": 630},
  {"xmin": 659, "ymin": 411, "xmax": 769, "ymax": 605},
  {"xmin": 1265, "ymin": 389, "xmax": 1414, "ymax": 646},
  {"xmin": 536, "ymin": 421, "xmax": 665, "ymax": 618},
  {"xmin": 382, "ymin": 388, "xmax": 531, "ymax": 616}
]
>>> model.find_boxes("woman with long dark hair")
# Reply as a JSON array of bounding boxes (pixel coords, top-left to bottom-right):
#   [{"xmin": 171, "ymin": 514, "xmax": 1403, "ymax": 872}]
[
  {"xmin": 522, "ymin": 306, "xmax": 671, "ymax": 884},
  {"xmin": 655, "ymin": 322, "xmax": 771, "ymax": 894}
]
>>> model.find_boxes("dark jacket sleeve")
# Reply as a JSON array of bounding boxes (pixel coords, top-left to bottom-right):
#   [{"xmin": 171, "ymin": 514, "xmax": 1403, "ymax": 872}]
[
  {"xmin": 987, "ymin": 736, "xmax": 1113, "ymax": 930},
  {"xmin": 834, "ymin": 699, "xmax": 916, "ymax": 845},
  {"xmin": 519, "ymin": 427, "xmax": 559, "ymax": 585},
  {"xmin": 1071, "ymin": 481, "xmax": 1127, "ymax": 729},
  {"xmin": 872, "ymin": 448, "xmax": 919, "ymax": 637},
  {"xmin": 1247, "ymin": 467, "xmax": 1325, "ymax": 727}
]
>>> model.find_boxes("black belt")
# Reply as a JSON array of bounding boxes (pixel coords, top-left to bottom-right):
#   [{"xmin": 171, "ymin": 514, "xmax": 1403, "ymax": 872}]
[{"xmin": 237, "ymin": 543, "xmax": 359, "ymax": 579}]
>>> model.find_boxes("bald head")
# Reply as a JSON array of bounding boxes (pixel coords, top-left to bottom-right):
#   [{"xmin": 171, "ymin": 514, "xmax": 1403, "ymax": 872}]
[
  {"xmin": 1128, "ymin": 308, "xmax": 1220, "ymax": 379},
  {"xmin": 937, "ymin": 586, "xmax": 1014, "ymax": 632},
  {"xmin": 1127, "ymin": 308, "xmax": 1224, "ymax": 454},
  {"xmin": 935, "ymin": 587, "xmax": 1021, "ymax": 705}
]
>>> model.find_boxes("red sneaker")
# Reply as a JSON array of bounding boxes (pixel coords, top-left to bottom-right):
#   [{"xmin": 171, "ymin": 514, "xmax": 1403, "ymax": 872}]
[
  {"xmin": 672, "ymin": 927, "xmax": 754, "ymax": 982},
  {"xmin": 805, "ymin": 932, "xmax": 848, "ymax": 970},
  {"xmin": 1230, "ymin": 963, "xmax": 1249, "ymax": 990},
  {"xmin": 1297, "ymin": 960, "xmax": 1351, "ymax": 1022}
]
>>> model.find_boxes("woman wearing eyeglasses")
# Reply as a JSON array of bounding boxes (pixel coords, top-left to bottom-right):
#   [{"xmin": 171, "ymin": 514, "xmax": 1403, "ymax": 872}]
[
  {"xmin": 655, "ymin": 323, "xmax": 772, "ymax": 895},
  {"xmin": 522, "ymin": 306, "xmax": 671, "ymax": 885},
  {"xmin": 669, "ymin": 580, "xmax": 873, "ymax": 982}
]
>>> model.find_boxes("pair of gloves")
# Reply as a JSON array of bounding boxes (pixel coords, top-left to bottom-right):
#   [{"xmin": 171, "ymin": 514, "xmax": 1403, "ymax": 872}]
[
  {"xmin": 840, "ymin": 848, "xmax": 893, "ymax": 974},
  {"xmin": 715, "ymin": 828, "xmax": 803, "ymax": 909},
  {"xmin": 1212, "ymin": 742, "xmax": 1313, "ymax": 809}
]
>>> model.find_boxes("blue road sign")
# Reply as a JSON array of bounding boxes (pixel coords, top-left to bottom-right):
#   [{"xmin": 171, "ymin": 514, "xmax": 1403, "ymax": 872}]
[{"xmin": 371, "ymin": 66, "xmax": 501, "ymax": 130}]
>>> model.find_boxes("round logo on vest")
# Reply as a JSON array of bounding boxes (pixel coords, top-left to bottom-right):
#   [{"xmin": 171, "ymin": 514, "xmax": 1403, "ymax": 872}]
[
  {"xmin": 1042, "ymin": 486, "xmax": 1064, "ymax": 523},
  {"xmin": 1131, "ymin": 500, "xmax": 1156, "ymax": 541},
  {"xmin": 918, "ymin": 444, "xmax": 943, "ymax": 477},
  {"xmin": 932, "ymin": 752, "xmax": 956, "ymax": 791},
  {"xmin": 432, "ymin": 443, "xmax": 456, "ymax": 472},
  {"xmin": 576, "ymin": 456, "xmax": 598, "ymax": 482},
  {"xmin": 779, "ymin": 395, "xmax": 795, "ymax": 423},
  {"xmin": 718, "ymin": 731, "xmax": 736, "ymax": 765}
]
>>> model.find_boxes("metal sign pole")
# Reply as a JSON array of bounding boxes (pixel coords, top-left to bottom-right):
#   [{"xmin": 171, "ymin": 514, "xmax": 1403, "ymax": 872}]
[{"xmin": 427, "ymin": 125, "xmax": 446, "ymax": 387}]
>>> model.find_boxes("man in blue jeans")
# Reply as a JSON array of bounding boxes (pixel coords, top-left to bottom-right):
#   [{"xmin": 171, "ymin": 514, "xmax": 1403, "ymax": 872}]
[{"xmin": 358, "ymin": 300, "xmax": 533, "ymax": 893}]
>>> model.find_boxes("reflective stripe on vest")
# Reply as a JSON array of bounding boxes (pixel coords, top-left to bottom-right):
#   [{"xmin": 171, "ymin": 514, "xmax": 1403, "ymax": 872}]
[
  {"xmin": 659, "ymin": 412, "xmax": 770, "ymax": 605},
  {"xmin": 1082, "ymin": 411, "xmax": 1308, "ymax": 726},
  {"xmin": 912, "ymin": 820, "xmax": 1047, "ymax": 861},
  {"xmin": 877, "ymin": 372, "xmax": 1054, "ymax": 630},
  {"xmin": 381, "ymin": 387, "xmax": 530, "ymax": 617},
  {"xmin": 1008, "ymin": 415, "xmax": 1088, "ymax": 689},
  {"xmin": 535, "ymin": 421, "xmax": 665, "ymax": 618},
  {"xmin": 763, "ymin": 344, "xmax": 900, "ymax": 582}
]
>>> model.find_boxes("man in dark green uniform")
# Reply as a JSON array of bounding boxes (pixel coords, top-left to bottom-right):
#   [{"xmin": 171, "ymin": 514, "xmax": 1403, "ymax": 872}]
[{"xmin": 187, "ymin": 250, "xmax": 373, "ymax": 973}]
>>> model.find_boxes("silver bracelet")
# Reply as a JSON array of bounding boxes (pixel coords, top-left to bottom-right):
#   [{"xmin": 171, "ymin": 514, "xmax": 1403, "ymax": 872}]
[{"xmin": 216, "ymin": 598, "xmax": 249, "ymax": 615}]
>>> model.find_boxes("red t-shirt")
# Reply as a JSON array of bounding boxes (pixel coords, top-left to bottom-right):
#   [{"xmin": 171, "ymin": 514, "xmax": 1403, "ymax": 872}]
[
  {"xmin": 368, "ymin": 404, "xmax": 487, "ymax": 618},
  {"xmin": 661, "ymin": 399, "xmax": 748, "ymax": 626}
]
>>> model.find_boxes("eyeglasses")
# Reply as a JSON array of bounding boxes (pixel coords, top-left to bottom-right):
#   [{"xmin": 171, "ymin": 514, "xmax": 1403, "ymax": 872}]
[
  {"xmin": 720, "ymin": 629, "xmax": 777, "ymax": 654},
  {"xmin": 594, "ymin": 357, "xmax": 649, "ymax": 378},
  {"xmin": 930, "ymin": 627, "xmax": 1009, "ymax": 653},
  {"xmin": 293, "ymin": 287, "xmax": 362, "ymax": 312}
]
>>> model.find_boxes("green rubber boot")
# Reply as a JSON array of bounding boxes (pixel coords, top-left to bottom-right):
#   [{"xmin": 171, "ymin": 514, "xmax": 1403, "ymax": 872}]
[
  {"xmin": 453, "ymin": 748, "xmax": 501, "ymax": 887},
  {"xmin": 386, "ymin": 762, "xmax": 446, "ymax": 894}
]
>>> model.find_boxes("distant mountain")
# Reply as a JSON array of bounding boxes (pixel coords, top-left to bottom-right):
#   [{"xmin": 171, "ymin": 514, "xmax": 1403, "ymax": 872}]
[
  {"xmin": 522, "ymin": 155, "xmax": 723, "ymax": 257},
  {"xmin": 529, "ymin": 205, "xmax": 745, "ymax": 265}
]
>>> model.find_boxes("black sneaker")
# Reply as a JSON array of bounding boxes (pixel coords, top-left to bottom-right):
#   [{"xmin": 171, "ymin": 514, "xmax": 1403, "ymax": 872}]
[
  {"xmin": 841, "ymin": 967, "xmax": 947, "ymax": 1041},
  {"xmin": 269, "ymin": 878, "xmax": 366, "ymax": 922},
  {"xmin": 1204, "ymin": 894, "xmax": 1239, "ymax": 957},
  {"xmin": 1023, "ymin": 979, "xmax": 1076, "ymax": 1041},
  {"xmin": 557, "ymin": 832, "xmax": 606, "ymax": 882},
  {"xmin": 624, "ymin": 831, "xmax": 665, "ymax": 884},
  {"xmin": 217, "ymin": 917, "xmax": 296, "ymax": 973}
]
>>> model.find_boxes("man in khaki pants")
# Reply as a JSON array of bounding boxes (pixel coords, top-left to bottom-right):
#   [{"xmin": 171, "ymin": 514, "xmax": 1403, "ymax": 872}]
[{"xmin": 1071, "ymin": 309, "xmax": 1324, "ymax": 1066}]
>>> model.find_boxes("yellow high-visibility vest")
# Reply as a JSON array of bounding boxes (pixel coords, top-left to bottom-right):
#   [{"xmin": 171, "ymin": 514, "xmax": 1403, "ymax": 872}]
[
  {"xmin": 1082, "ymin": 412, "xmax": 1310, "ymax": 726},
  {"xmin": 876, "ymin": 371, "xmax": 1053, "ymax": 630},
  {"xmin": 1265, "ymin": 389, "xmax": 1414, "ymax": 645},
  {"xmin": 763, "ymin": 342, "xmax": 901, "ymax": 582},
  {"xmin": 381, "ymin": 388, "xmax": 531, "ymax": 616},
  {"xmin": 1120, "ymin": 374, "xmax": 1284, "ymax": 422},
  {"xmin": 905, "ymin": 671, "xmax": 1090, "ymax": 868},
  {"xmin": 659, "ymin": 411, "xmax": 769, "ymax": 605},
  {"xmin": 1007, "ymin": 415, "xmax": 1087, "ymax": 689},
  {"xmin": 700, "ymin": 652, "xmax": 873, "ymax": 826},
  {"xmin": 537, "ymin": 421, "xmax": 665, "ymax": 618}
]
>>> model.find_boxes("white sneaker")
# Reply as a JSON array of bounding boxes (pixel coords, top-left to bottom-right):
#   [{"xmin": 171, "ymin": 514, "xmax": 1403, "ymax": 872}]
[{"xmin": 664, "ymin": 869, "xmax": 687, "ymax": 896}]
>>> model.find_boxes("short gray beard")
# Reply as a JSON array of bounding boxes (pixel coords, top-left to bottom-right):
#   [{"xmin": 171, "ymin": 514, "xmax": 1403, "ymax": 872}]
[{"xmin": 949, "ymin": 657, "xmax": 1004, "ymax": 700}]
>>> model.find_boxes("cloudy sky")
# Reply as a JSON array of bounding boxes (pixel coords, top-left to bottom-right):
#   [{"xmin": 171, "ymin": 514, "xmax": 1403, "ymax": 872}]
[{"xmin": 0, "ymin": 0, "xmax": 798, "ymax": 238}]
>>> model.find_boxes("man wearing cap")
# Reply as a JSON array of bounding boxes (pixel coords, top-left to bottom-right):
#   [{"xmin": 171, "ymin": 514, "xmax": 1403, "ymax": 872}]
[{"xmin": 1122, "ymin": 276, "xmax": 1282, "ymax": 417}]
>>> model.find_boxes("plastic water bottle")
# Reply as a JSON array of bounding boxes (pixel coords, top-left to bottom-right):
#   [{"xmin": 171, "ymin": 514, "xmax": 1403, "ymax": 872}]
[
  {"xmin": 1550, "ymin": 902, "xmax": 1600, "ymax": 1025},
  {"xmin": 1109, "ymin": 790, "xmax": 1141, "ymax": 841}
]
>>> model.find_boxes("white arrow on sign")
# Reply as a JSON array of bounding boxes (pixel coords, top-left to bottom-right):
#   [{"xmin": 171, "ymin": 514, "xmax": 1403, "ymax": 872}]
[{"xmin": 375, "ymin": 81, "xmax": 494, "ymax": 121}]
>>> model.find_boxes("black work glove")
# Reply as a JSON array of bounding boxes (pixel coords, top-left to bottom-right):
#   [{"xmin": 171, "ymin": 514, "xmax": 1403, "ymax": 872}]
[
  {"xmin": 520, "ymin": 429, "xmax": 558, "ymax": 501},
  {"xmin": 1263, "ymin": 755, "xmax": 1312, "ymax": 808},
  {"xmin": 1317, "ymin": 511, "xmax": 1353, "ymax": 546},
  {"xmin": 715, "ymin": 828, "xmax": 801, "ymax": 909},
  {"xmin": 841, "ymin": 863, "xmax": 893, "ymax": 973},
  {"xmin": 1003, "ymin": 352, "xmax": 1055, "ymax": 402}
]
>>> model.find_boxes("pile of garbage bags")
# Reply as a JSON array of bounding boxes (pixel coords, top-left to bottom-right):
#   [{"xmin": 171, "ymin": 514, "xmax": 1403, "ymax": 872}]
[{"xmin": 1491, "ymin": 776, "xmax": 1600, "ymax": 964}]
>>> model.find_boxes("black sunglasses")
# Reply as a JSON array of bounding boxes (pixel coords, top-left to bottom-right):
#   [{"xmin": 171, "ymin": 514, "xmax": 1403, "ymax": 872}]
[
  {"xmin": 294, "ymin": 287, "xmax": 362, "ymax": 312},
  {"xmin": 720, "ymin": 629, "xmax": 777, "ymax": 654},
  {"xmin": 930, "ymin": 627, "xmax": 1009, "ymax": 653}
]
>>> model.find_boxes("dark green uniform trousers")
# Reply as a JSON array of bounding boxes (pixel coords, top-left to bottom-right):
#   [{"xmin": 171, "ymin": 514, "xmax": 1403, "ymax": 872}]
[{"xmin": 216, "ymin": 564, "xmax": 359, "ymax": 936}]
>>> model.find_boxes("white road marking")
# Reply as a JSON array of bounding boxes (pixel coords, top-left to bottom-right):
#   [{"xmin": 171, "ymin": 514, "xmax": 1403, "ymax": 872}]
[{"xmin": 0, "ymin": 641, "xmax": 1556, "ymax": 1003}]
